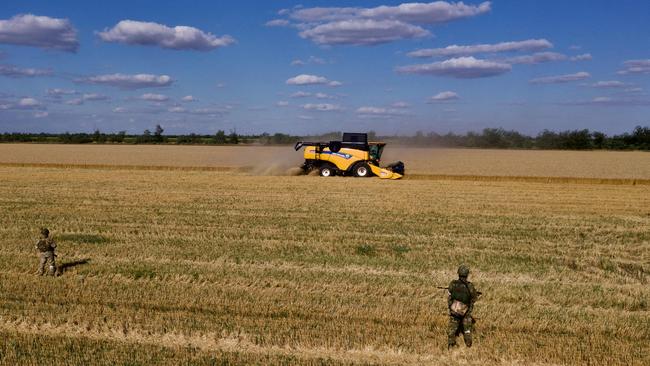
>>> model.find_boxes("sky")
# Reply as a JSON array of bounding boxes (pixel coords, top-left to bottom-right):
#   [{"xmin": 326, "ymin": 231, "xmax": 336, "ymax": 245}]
[{"xmin": 0, "ymin": 0, "xmax": 649, "ymax": 135}]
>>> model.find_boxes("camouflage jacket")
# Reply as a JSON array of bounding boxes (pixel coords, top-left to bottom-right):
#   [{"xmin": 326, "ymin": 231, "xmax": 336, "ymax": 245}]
[
  {"xmin": 36, "ymin": 238, "xmax": 56, "ymax": 253},
  {"xmin": 447, "ymin": 279, "xmax": 479, "ymax": 316}
]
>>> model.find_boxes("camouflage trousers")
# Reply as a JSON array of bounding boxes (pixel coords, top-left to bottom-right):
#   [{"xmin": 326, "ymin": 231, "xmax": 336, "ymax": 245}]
[
  {"xmin": 447, "ymin": 315, "xmax": 473, "ymax": 348},
  {"xmin": 38, "ymin": 251, "xmax": 56, "ymax": 276}
]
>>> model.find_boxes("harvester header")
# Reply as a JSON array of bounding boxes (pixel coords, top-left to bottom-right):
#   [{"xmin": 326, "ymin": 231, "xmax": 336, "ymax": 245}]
[{"xmin": 294, "ymin": 132, "xmax": 404, "ymax": 179}]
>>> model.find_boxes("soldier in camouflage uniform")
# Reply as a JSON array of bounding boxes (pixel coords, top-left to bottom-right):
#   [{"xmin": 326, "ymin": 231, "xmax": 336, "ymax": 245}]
[
  {"xmin": 447, "ymin": 264, "xmax": 479, "ymax": 349},
  {"xmin": 36, "ymin": 228, "xmax": 57, "ymax": 276}
]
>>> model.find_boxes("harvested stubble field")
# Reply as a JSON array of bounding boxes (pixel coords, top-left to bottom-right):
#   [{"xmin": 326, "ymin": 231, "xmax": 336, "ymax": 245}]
[{"xmin": 0, "ymin": 145, "xmax": 649, "ymax": 365}]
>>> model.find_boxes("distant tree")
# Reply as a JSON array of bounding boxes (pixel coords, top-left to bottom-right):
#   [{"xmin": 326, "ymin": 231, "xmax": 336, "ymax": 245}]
[
  {"xmin": 592, "ymin": 131, "xmax": 606, "ymax": 149},
  {"xmin": 228, "ymin": 130, "xmax": 239, "ymax": 144},
  {"xmin": 153, "ymin": 124, "xmax": 165, "ymax": 143},
  {"xmin": 213, "ymin": 130, "xmax": 227, "ymax": 144}
]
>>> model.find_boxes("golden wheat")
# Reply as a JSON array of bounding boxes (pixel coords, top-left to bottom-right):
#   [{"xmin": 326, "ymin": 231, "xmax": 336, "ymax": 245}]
[{"xmin": 0, "ymin": 145, "xmax": 648, "ymax": 365}]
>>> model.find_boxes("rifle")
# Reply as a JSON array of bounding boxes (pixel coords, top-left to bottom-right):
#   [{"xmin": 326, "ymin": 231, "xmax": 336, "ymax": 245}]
[{"xmin": 436, "ymin": 286, "xmax": 482, "ymax": 296}]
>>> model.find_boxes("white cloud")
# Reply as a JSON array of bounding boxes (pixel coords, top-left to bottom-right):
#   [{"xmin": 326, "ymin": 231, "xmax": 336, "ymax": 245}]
[
  {"xmin": 408, "ymin": 39, "xmax": 552, "ymax": 58},
  {"xmin": 168, "ymin": 106, "xmax": 187, "ymax": 113},
  {"xmin": 287, "ymin": 74, "xmax": 341, "ymax": 86},
  {"xmin": 429, "ymin": 91, "xmax": 459, "ymax": 101},
  {"xmin": 1, "ymin": 97, "xmax": 45, "ymax": 110},
  {"xmin": 356, "ymin": 106, "xmax": 407, "ymax": 117},
  {"xmin": 181, "ymin": 95, "xmax": 196, "ymax": 102},
  {"xmin": 529, "ymin": 71, "xmax": 590, "ymax": 84},
  {"xmin": 65, "ymin": 98, "xmax": 83, "ymax": 105},
  {"xmin": 82, "ymin": 93, "xmax": 108, "ymax": 101},
  {"xmin": 276, "ymin": 101, "xmax": 289, "ymax": 107},
  {"xmin": 113, "ymin": 107, "xmax": 127, "ymax": 113},
  {"xmin": 291, "ymin": 59, "xmax": 306, "ymax": 66},
  {"xmin": 291, "ymin": 91, "xmax": 312, "ymax": 98},
  {"xmin": 396, "ymin": 56, "xmax": 511, "ymax": 78},
  {"xmin": 503, "ymin": 52, "xmax": 567, "ymax": 65},
  {"xmin": 34, "ymin": 111, "xmax": 48, "ymax": 118},
  {"xmin": 77, "ymin": 73, "xmax": 173, "ymax": 89},
  {"xmin": 291, "ymin": 56, "xmax": 327, "ymax": 66},
  {"xmin": 391, "ymin": 101, "xmax": 410, "ymax": 108},
  {"xmin": 298, "ymin": 115, "xmax": 314, "ymax": 120},
  {"xmin": 140, "ymin": 93, "xmax": 169, "ymax": 101},
  {"xmin": 265, "ymin": 19, "xmax": 290, "ymax": 27},
  {"xmin": 0, "ymin": 64, "xmax": 52, "ymax": 77},
  {"xmin": 617, "ymin": 59, "xmax": 650, "ymax": 75},
  {"xmin": 0, "ymin": 14, "xmax": 78, "ymax": 52},
  {"xmin": 590, "ymin": 80, "xmax": 627, "ymax": 88},
  {"xmin": 98, "ymin": 20, "xmax": 235, "ymax": 51},
  {"xmin": 47, "ymin": 88, "xmax": 76, "ymax": 97},
  {"xmin": 571, "ymin": 53, "xmax": 592, "ymax": 61},
  {"xmin": 302, "ymin": 103, "xmax": 341, "ymax": 111},
  {"xmin": 315, "ymin": 92, "xmax": 335, "ymax": 99},
  {"xmin": 279, "ymin": 2, "xmax": 491, "ymax": 46},
  {"xmin": 300, "ymin": 19, "xmax": 429, "ymax": 46},
  {"xmin": 289, "ymin": 2, "xmax": 491, "ymax": 24}
]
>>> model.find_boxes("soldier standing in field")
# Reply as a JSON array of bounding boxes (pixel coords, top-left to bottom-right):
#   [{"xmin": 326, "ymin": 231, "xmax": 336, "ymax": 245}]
[
  {"xmin": 36, "ymin": 228, "xmax": 57, "ymax": 276},
  {"xmin": 447, "ymin": 264, "xmax": 479, "ymax": 349}
]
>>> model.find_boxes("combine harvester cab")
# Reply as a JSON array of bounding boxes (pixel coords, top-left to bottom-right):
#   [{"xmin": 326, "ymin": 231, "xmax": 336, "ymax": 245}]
[{"xmin": 294, "ymin": 132, "xmax": 404, "ymax": 179}]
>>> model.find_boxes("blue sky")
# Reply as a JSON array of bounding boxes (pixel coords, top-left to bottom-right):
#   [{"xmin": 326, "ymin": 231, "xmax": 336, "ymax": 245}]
[{"xmin": 0, "ymin": 1, "xmax": 649, "ymax": 135}]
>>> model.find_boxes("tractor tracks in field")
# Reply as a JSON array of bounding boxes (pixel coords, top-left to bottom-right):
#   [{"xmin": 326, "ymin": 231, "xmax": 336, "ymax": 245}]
[{"xmin": 1, "ymin": 162, "xmax": 649, "ymax": 185}]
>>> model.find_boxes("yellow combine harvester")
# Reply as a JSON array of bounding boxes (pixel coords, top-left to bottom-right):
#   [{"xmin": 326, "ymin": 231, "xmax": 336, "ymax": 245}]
[{"xmin": 294, "ymin": 132, "xmax": 404, "ymax": 179}]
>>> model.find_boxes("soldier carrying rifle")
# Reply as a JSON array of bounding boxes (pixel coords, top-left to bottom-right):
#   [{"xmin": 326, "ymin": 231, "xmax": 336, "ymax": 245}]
[
  {"xmin": 36, "ymin": 227, "xmax": 57, "ymax": 276},
  {"xmin": 442, "ymin": 264, "xmax": 480, "ymax": 349}
]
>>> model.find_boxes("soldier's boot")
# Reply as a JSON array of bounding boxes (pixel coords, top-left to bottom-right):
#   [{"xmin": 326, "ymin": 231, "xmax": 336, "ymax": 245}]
[{"xmin": 462, "ymin": 330, "xmax": 472, "ymax": 347}]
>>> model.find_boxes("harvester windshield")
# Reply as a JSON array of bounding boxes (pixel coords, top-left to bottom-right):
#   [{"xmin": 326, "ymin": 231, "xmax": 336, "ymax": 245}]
[{"xmin": 369, "ymin": 143, "xmax": 385, "ymax": 161}]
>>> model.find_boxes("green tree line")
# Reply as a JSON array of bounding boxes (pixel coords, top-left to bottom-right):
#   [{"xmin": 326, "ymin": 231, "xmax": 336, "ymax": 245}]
[{"xmin": 1, "ymin": 125, "xmax": 649, "ymax": 150}]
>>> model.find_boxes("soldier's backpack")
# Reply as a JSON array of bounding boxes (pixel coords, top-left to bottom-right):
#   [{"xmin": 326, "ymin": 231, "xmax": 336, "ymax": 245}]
[
  {"xmin": 36, "ymin": 239, "xmax": 51, "ymax": 252},
  {"xmin": 449, "ymin": 280, "xmax": 471, "ymax": 317}
]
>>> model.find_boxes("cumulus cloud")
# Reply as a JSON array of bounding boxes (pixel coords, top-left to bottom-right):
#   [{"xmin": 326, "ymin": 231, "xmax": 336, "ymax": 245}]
[
  {"xmin": 291, "ymin": 91, "xmax": 312, "ymax": 98},
  {"xmin": 299, "ymin": 19, "xmax": 429, "ymax": 46},
  {"xmin": 286, "ymin": 74, "xmax": 342, "ymax": 86},
  {"xmin": 276, "ymin": 101, "xmax": 289, "ymax": 107},
  {"xmin": 617, "ymin": 59, "xmax": 650, "ymax": 75},
  {"xmin": 589, "ymin": 80, "xmax": 628, "ymax": 88},
  {"xmin": 0, "ymin": 64, "xmax": 52, "ymax": 77},
  {"xmin": 98, "ymin": 20, "xmax": 235, "ymax": 51},
  {"xmin": 289, "ymin": 2, "xmax": 491, "ymax": 24},
  {"xmin": 181, "ymin": 95, "xmax": 196, "ymax": 102},
  {"xmin": 391, "ymin": 101, "xmax": 410, "ymax": 108},
  {"xmin": 275, "ymin": 2, "xmax": 490, "ymax": 46},
  {"xmin": 168, "ymin": 106, "xmax": 187, "ymax": 113},
  {"xmin": 563, "ymin": 96, "xmax": 650, "ymax": 106},
  {"xmin": 356, "ymin": 106, "xmax": 407, "ymax": 117},
  {"xmin": 503, "ymin": 52, "xmax": 567, "ymax": 65},
  {"xmin": 140, "ymin": 93, "xmax": 169, "ymax": 101},
  {"xmin": 77, "ymin": 73, "xmax": 173, "ymax": 89},
  {"xmin": 65, "ymin": 93, "xmax": 109, "ymax": 105},
  {"xmin": 291, "ymin": 56, "xmax": 327, "ymax": 66},
  {"xmin": 529, "ymin": 71, "xmax": 590, "ymax": 84},
  {"xmin": 265, "ymin": 19, "xmax": 290, "ymax": 27},
  {"xmin": 429, "ymin": 91, "xmax": 459, "ymax": 101},
  {"xmin": 571, "ymin": 53, "xmax": 592, "ymax": 61},
  {"xmin": 408, "ymin": 39, "xmax": 552, "ymax": 58},
  {"xmin": 0, "ymin": 14, "xmax": 78, "ymax": 52},
  {"xmin": 396, "ymin": 56, "xmax": 511, "ymax": 78},
  {"xmin": 302, "ymin": 103, "xmax": 341, "ymax": 111},
  {"xmin": 47, "ymin": 88, "xmax": 77, "ymax": 97},
  {"xmin": 0, "ymin": 97, "xmax": 44, "ymax": 110}
]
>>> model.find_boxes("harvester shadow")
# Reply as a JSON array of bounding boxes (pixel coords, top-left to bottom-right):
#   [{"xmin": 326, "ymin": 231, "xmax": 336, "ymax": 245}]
[{"xmin": 57, "ymin": 258, "xmax": 90, "ymax": 275}]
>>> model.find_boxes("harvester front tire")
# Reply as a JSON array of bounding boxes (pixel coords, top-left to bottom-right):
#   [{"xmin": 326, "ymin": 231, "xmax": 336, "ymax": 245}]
[
  {"xmin": 353, "ymin": 163, "xmax": 371, "ymax": 177},
  {"xmin": 320, "ymin": 166, "xmax": 335, "ymax": 177}
]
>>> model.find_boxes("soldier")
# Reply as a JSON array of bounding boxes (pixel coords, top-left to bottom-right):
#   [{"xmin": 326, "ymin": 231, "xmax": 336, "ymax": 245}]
[
  {"xmin": 36, "ymin": 228, "xmax": 57, "ymax": 276},
  {"xmin": 447, "ymin": 264, "xmax": 479, "ymax": 349}
]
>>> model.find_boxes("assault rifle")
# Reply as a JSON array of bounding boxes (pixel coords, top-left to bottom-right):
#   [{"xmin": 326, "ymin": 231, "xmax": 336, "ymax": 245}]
[{"xmin": 436, "ymin": 286, "xmax": 482, "ymax": 296}]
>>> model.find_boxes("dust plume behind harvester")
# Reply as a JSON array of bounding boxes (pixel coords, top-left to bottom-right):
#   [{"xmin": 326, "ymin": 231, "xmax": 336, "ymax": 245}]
[{"xmin": 294, "ymin": 132, "xmax": 404, "ymax": 179}]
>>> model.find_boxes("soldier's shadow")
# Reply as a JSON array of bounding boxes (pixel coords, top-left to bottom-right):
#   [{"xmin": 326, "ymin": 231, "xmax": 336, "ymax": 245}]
[{"xmin": 57, "ymin": 258, "xmax": 90, "ymax": 275}]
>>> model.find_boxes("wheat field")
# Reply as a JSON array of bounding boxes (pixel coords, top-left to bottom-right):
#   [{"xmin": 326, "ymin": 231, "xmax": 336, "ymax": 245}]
[{"xmin": 0, "ymin": 145, "xmax": 648, "ymax": 365}]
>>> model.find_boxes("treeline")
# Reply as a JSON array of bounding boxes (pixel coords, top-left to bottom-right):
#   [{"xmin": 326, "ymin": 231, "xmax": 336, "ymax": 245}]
[{"xmin": 1, "ymin": 125, "xmax": 649, "ymax": 150}]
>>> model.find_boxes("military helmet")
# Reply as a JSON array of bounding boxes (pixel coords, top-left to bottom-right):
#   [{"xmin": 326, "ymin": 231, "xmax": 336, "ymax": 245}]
[
  {"xmin": 40, "ymin": 227, "xmax": 49, "ymax": 237},
  {"xmin": 457, "ymin": 264, "xmax": 470, "ymax": 278}
]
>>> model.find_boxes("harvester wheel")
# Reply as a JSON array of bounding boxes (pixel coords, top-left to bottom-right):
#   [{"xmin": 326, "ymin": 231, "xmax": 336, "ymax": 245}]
[
  {"xmin": 320, "ymin": 166, "xmax": 335, "ymax": 177},
  {"xmin": 353, "ymin": 162, "xmax": 371, "ymax": 177}
]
